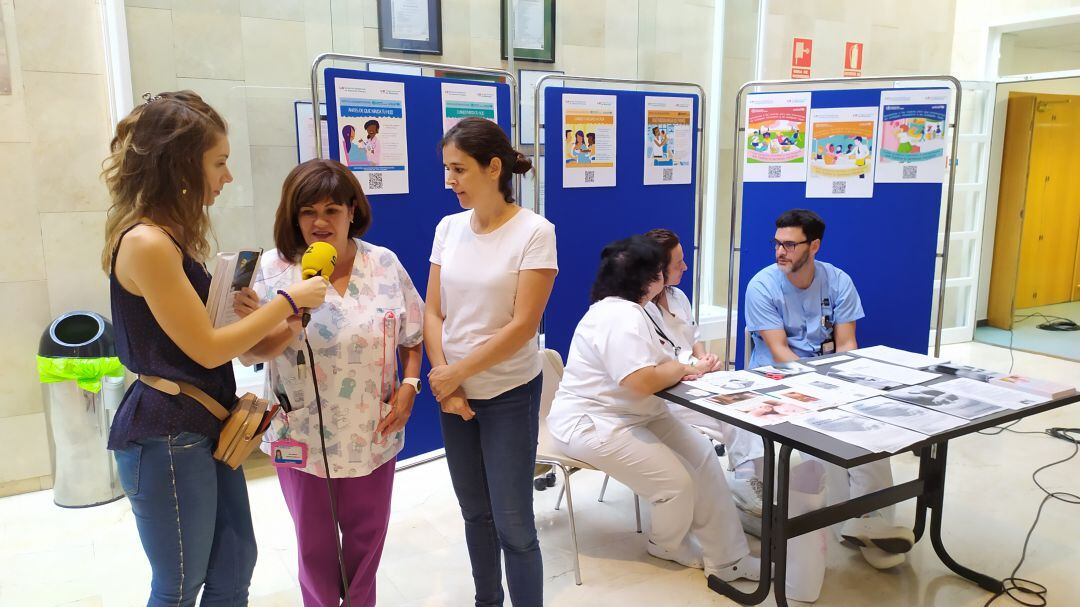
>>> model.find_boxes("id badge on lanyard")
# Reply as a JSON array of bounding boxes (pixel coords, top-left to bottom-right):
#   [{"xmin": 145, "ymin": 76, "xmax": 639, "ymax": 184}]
[
  {"xmin": 819, "ymin": 296, "xmax": 835, "ymax": 355},
  {"xmin": 373, "ymin": 311, "xmax": 397, "ymax": 447}
]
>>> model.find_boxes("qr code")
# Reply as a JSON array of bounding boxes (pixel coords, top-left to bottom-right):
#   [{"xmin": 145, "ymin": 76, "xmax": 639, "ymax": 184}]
[
  {"xmin": 368, "ymin": 172, "xmax": 384, "ymax": 190},
  {"xmin": 662, "ymin": 168, "xmax": 674, "ymax": 182},
  {"xmin": 832, "ymin": 181, "xmax": 846, "ymax": 195},
  {"xmin": 767, "ymin": 165, "xmax": 782, "ymax": 179},
  {"xmin": 902, "ymin": 165, "xmax": 918, "ymax": 180},
  {"xmin": 584, "ymin": 170, "xmax": 595, "ymax": 184}
]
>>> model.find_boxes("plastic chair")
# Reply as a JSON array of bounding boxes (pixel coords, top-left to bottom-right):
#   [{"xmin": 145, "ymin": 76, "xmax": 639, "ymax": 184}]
[{"xmin": 536, "ymin": 348, "xmax": 642, "ymax": 585}]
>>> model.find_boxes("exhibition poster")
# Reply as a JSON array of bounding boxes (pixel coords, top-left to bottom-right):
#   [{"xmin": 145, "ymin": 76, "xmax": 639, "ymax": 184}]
[
  {"xmin": 875, "ymin": 89, "xmax": 949, "ymax": 183},
  {"xmin": 743, "ymin": 91, "xmax": 811, "ymax": 182},
  {"xmin": 806, "ymin": 106, "xmax": 877, "ymax": 198},
  {"xmin": 562, "ymin": 93, "xmax": 617, "ymax": 188},
  {"xmin": 643, "ymin": 95, "xmax": 693, "ymax": 186},
  {"xmin": 441, "ymin": 82, "xmax": 498, "ymax": 187},
  {"xmin": 334, "ymin": 78, "xmax": 409, "ymax": 195}
]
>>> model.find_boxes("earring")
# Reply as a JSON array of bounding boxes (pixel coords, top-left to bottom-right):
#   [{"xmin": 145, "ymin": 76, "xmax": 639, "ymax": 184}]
[{"xmin": 181, "ymin": 188, "xmax": 188, "ymax": 195}]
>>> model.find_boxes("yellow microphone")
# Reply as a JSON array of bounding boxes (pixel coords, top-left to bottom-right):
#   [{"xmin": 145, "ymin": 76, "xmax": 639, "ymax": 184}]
[
  {"xmin": 299, "ymin": 242, "xmax": 336, "ymax": 327},
  {"xmin": 301, "ymin": 242, "xmax": 337, "ymax": 280}
]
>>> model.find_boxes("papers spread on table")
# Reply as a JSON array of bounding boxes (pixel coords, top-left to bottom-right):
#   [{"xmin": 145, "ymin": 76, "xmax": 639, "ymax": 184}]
[
  {"xmin": 806, "ymin": 354, "xmax": 853, "ymax": 366},
  {"xmin": 839, "ymin": 396, "xmax": 967, "ymax": 435},
  {"xmin": 778, "ymin": 372, "xmax": 885, "ymax": 404},
  {"xmin": 751, "ymin": 362, "xmax": 814, "ymax": 378},
  {"xmin": 850, "ymin": 345, "xmax": 948, "ymax": 369},
  {"xmin": 691, "ymin": 392, "xmax": 818, "ymax": 426},
  {"xmin": 886, "ymin": 384, "xmax": 1007, "ymax": 419},
  {"xmin": 791, "ymin": 408, "xmax": 928, "ymax": 453},
  {"xmin": 831, "ymin": 358, "xmax": 939, "ymax": 387}
]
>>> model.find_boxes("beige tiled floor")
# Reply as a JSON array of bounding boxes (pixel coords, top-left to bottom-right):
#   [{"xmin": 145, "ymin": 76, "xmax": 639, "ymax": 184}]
[{"xmin": 1, "ymin": 342, "xmax": 1078, "ymax": 606}]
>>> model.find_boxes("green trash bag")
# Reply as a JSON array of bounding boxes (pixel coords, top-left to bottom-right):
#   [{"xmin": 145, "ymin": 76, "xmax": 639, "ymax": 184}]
[{"xmin": 37, "ymin": 356, "xmax": 124, "ymax": 393}]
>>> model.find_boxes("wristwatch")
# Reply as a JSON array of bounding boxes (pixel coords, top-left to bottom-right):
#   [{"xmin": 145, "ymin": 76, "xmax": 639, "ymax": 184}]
[{"xmin": 401, "ymin": 377, "xmax": 422, "ymax": 394}]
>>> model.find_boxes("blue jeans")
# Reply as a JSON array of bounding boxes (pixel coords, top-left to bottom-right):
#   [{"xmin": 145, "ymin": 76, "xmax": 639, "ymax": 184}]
[
  {"xmin": 440, "ymin": 375, "xmax": 543, "ymax": 607},
  {"xmin": 114, "ymin": 432, "xmax": 257, "ymax": 607}
]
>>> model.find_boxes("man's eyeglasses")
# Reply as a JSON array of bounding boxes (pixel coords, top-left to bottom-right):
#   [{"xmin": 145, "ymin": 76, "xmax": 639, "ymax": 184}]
[{"xmin": 772, "ymin": 239, "xmax": 809, "ymax": 252}]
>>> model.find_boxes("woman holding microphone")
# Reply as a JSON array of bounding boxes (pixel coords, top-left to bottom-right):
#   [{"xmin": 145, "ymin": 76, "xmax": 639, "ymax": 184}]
[
  {"xmin": 234, "ymin": 159, "xmax": 424, "ymax": 607},
  {"xmin": 102, "ymin": 91, "xmax": 327, "ymax": 606},
  {"xmin": 425, "ymin": 117, "xmax": 558, "ymax": 606}
]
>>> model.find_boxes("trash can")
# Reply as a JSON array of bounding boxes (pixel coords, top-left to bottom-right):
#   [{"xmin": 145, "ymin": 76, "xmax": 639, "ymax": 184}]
[{"xmin": 37, "ymin": 311, "xmax": 126, "ymax": 508}]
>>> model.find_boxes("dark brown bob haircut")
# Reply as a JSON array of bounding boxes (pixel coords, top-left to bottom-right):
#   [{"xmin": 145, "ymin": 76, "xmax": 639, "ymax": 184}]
[{"xmin": 273, "ymin": 159, "xmax": 372, "ymax": 262}]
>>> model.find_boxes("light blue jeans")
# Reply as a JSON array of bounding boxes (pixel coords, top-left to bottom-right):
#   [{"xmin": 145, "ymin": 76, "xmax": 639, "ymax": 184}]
[{"xmin": 114, "ymin": 432, "xmax": 257, "ymax": 607}]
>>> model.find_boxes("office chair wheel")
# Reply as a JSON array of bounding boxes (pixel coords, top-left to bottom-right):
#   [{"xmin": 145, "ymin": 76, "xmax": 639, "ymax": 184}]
[
  {"xmin": 534, "ymin": 477, "xmax": 549, "ymax": 491},
  {"xmin": 545, "ymin": 471, "xmax": 557, "ymax": 487}
]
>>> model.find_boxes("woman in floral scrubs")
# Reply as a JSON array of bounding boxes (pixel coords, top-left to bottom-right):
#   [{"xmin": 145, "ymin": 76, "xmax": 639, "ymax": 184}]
[{"xmin": 236, "ymin": 159, "xmax": 424, "ymax": 607}]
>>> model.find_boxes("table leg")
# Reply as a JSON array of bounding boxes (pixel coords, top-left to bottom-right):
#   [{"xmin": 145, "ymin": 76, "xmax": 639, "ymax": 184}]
[
  {"xmin": 926, "ymin": 442, "xmax": 1005, "ymax": 593},
  {"xmin": 912, "ymin": 447, "xmax": 931, "ymax": 542},
  {"xmin": 770, "ymin": 445, "xmax": 794, "ymax": 607},
  {"xmin": 707, "ymin": 438, "xmax": 776, "ymax": 605}
]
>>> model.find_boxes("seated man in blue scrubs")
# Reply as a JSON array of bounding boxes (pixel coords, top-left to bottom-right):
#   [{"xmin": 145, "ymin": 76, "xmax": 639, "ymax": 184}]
[{"xmin": 741, "ymin": 208, "xmax": 914, "ymax": 570}]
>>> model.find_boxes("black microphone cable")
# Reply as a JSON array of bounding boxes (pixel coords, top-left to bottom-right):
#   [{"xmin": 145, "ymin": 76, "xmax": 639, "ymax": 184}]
[{"xmin": 300, "ymin": 322, "xmax": 353, "ymax": 607}]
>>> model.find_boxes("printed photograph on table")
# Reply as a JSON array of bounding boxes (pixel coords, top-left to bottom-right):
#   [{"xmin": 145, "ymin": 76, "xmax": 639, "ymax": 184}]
[
  {"xmin": 743, "ymin": 91, "xmax": 811, "ymax": 182},
  {"xmin": 562, "ymin": 93, "xmax": 616, "ymax": 188},
  {"xmin": 703, "ymin": 391, "xmax": 760, "ymax": 406},
  {"xmin": 792, "ymin": 409, "xmax": 927, "ymax": 453},
  {"xmin": 886, "ymin": 385, "xmax": 1006, "ymax": 420},
  {"xmin": 806, "ymin": 106, "xmax": 877, "ymax": 198},
  {"xmin": 333, "ymin": 78, "xmax": 410, "ymax": 195},
  {"xmin": 643, "ymin": 95, "xmax": 693, "ymax": 185},
  {"xmin": 839, "ymin": 396, "xmax": 967, "ymax": 435},
  {"xmin": 376, "ymin": 0, "xmax": 443, "ymax": 55},
  {"xmin": 744, "ymin": 398, "xmax": 811, "ymax": 423},
  {"xmin": 441, "ymin": 82, "xmax": 498, "ymax": 188},
  {"xmin": 875, "ymin": 89, "xmax": 949, "ymax": 183}
]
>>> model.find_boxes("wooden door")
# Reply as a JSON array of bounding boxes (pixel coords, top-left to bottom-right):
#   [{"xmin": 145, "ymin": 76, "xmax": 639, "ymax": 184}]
[
  {"xmin": 1017, "ymin": 94, "xmax": 1080, "ymax": 308},
  {"xmin": 987, "ymin": 94, "xmax": 1036, "ymax": 329}
]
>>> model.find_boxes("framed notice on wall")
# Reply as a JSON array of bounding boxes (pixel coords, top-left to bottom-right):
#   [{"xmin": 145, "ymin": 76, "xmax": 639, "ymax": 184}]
[
  {"xmin": 377, "ymin": 0, "xmax": 443, "ymax": 55},
  {"xmin": 501, "ymin": 0, "xmax": 556, "ymax": 63}
]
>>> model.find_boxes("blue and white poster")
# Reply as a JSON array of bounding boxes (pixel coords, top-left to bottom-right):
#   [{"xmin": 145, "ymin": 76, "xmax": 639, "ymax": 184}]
[
  {"xmin": 332, "ymin": 78, "xmax": 410, "ymax": 195},
  {"xmin": 643, "ymin": 96, "xmax": 693, "ymax": 185},
  {"xmin": 875, "ymin": 89, "xmax": 949, "ymax": 184}
]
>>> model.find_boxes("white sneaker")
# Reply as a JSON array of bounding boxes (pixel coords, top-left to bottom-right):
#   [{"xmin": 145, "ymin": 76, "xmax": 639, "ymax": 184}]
[
  {"xmin": 647, "ymin": 537, "xmax": 703, "ymax": 569},
  {"xmin": 737, "ymin": 508, "xmax": 762, "ymax": 538},
  {"xmin": 729, "ymin": 477, "xmax": 764, "ymax": 517},
  {"xmin": 706, "ymin": 554, "xmax": 762, "ymax": 582},
  {"xmin": 840, "ymin": 517, "xmax": 915, "ymax": 554},
  {"xmin": 859, "ymin": 545, "xmax": 906, "ymax": 570}
]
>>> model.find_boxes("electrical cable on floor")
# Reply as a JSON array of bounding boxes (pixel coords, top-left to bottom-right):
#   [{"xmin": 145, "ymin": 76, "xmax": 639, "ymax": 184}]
[{"xmin": 982, "ymin": 427, "xmax": 1080, "ymax": 606}]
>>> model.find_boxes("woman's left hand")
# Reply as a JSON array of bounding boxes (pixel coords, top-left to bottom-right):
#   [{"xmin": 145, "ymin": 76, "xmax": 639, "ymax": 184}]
[
  {"xmin": 375, "ymin": 385, "xmax": 417, "ymax": 438},
  {"xmin": 428, "ymin": 364, "xmax": 465, "ymax": 402}
]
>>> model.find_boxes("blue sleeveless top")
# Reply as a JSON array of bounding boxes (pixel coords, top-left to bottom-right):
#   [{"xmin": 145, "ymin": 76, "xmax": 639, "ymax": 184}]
[{"xmin": 107, "ymin": 225, "xmax": 236, "ymax": 450}]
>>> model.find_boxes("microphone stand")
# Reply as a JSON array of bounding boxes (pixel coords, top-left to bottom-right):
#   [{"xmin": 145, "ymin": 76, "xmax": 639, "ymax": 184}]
[{"xmin": 301, "ymin": 313, "xmax": 352, "ymax": 607}]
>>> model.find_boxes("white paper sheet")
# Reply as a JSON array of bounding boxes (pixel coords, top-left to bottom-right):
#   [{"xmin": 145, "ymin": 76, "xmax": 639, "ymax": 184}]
[
  {"xmin": 792, "ymin": 409, "xmax": 928, "ymax": 453},
  {"xmin": 751, "ymin": 362, "xmax": 814, "ymax": 377},
  {"xmin": 806, "ymin": 355, "xmax": 853, "ymax": 366},
  {"xmin": 934, "ymin": 378, "xmax": 1047, "ymax": 409},
  {"xmin": 390, "ymin": 0, "xmax": 430, "ymax": 42},
  {"xmin": 832, "ymin": 358, "xmax": 939, "ymax": 386},
  {"xmin": 851, "ymin": 345, "xmax": 948, "ymax": 369},
  {"xmin": 839, "ymin": 396, "xmax": 967, "ymax": 435},
  {"xmin": 773, "ymin": 372, "xmax": 884, "ymax": 405},
  {"xmin": 513, "ymin": 0, "xmax": 546, "ymax": 50},
  {"xmin": 685, "ymin": 370, "xmax": 781, "ymax": 394},
  {"xmin": 886, "ymin": 384, "xmax": 1007, "ymax": 419}
]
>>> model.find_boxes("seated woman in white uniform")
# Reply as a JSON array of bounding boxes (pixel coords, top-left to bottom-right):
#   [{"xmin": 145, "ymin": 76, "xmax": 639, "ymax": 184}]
[
  {"xmin": 641, "ymin": 229, "xmax": 766, "ymax": 526},
  {"xmin": 546, "ymin": 235, "xmax": 759, "ymax": 583}
]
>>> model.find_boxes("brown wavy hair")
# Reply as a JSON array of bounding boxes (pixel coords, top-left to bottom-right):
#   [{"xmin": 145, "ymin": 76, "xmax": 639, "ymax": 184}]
[
  {"xmin": 273, "ymin": 159, "xmax": 372, "ymax": 263},
  {"xmin": 101, "ymin": 91, "xmax": 228, "ymax": 272}
]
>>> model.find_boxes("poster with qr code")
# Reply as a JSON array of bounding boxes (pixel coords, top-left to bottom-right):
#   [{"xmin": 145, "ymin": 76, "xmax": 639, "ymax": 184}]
[
  {"xmin": 332, "ymin": 77, "xmax": 409, "ymax": 195},
  {"xmin": 806, "ymin": 106, "xmax": 877, "ymax": 198},
  {"xmin": 441, "ymin": 82, "xmax": 498, "ymax": 188},
  {"xmin": 743, "ymin": 91, "xmax": 810, "ymax": 182},
  {"xmin": 875, "ymin": 89, "xmax": 949, "ymax": 184},
  {"xmin": 562, "ymin": 93, "xmax": 616, "ymax": 188},
  {"xmin": 643, "ymin": 95, "xmax": 693, "ymax": 186}
]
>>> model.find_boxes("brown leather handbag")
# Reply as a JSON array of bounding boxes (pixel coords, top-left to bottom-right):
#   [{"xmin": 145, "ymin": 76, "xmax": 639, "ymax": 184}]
[{"xmin": 139, "ymin": 375, "xmax": 273, "ymax": 469}]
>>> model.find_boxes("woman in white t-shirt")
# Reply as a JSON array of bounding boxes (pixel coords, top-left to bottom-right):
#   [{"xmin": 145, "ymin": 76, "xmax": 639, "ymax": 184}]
[
  {"xmin": 643, "ymin": 228, "xmax": 766, "ymax": 523},
  {"xmin": 425, "ymin": 117, "xmax": 558, "ymax": 607},
  {"xmin": 547, "ymin": 236, "xmax": 760, "ymax": 584}
]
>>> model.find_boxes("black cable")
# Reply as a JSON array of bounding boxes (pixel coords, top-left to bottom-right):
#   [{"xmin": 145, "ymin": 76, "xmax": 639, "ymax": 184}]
[
  {"xmin": 303, "ymin": 330, "xmax": 353, "ymax": 607},
  {"xmin": 983, "ymin": 427, "xmax": 1080, "ymax": 606}
]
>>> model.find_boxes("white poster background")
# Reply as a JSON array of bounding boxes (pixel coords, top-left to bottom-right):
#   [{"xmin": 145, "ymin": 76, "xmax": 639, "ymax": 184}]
[
  {"xmin": 644, "ymin": 96, "xmax": 693, "ymax": 186},
  {"xmin": 441, "ymin": 82, "xmax": 499, "ymax": 188},
  {"xmin": 562, "ymin": 93, "xmax": 617, "ymax": 188},
  {"xmin": 743, "ymin": 91, "xmax": 811, "ymax": 182},
  {"xmin": 390, "ymin": 0, "xmax": 430, "ymax": 42},
  {"xmin": 294, "ymin": 101, "xmax": 329, "ymax": 164},
  {"xmin": 875, "ymin": 89, "xmax": 950, "ymax": 184},
  {"xmin": 333, "ymin": 78, "xmax": 410, "ymax": 195},
  {"xmin": 806, "ymin": 106, "xmax": 878, "ymax": 198}
]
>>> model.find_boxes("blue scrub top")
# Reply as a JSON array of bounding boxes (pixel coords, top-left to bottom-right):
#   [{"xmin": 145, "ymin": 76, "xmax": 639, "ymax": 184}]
[{"xmin": 744, "ymin": 260, "xmax": 864, "ymax": 369}]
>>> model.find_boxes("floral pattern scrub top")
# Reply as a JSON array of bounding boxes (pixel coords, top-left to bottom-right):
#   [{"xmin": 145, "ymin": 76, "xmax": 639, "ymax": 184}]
[{"xmin": 255, "ymin": 239, "xmax": 424, "ymax": 478}]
